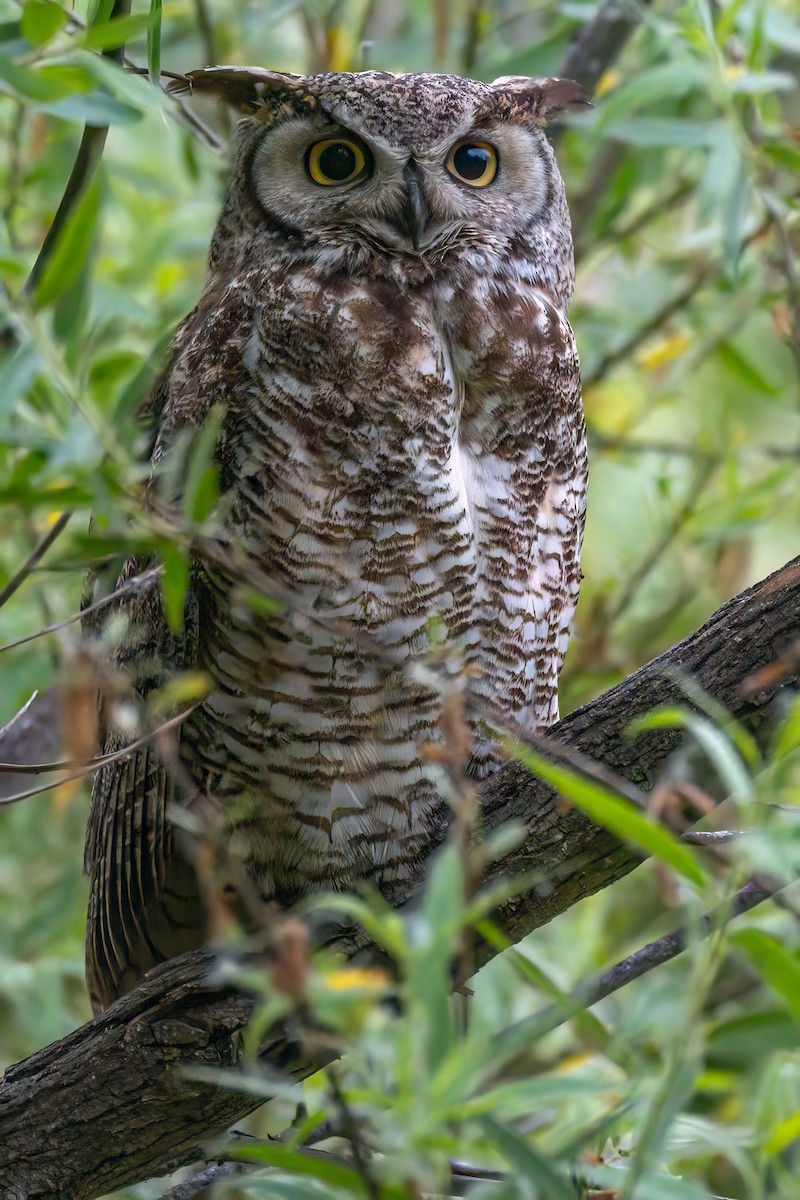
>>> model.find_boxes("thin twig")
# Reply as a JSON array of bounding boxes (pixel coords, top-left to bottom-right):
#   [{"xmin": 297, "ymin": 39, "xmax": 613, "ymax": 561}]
[
  {"xmin": 193, "ymin": 0, "xmax": 218, "ymax": 68},
  {"xmin": 0, "ymin": 705, "xmax": 195, "ymax": 804},
  {"xmin": 583, "ymin": 216, "xmax": 771, "ymax": 387},
  {"xmin": 494, "ymin": 876, "xmax": 779, "ymax": 1055},
  {"xmin": 0, "ymin": 511, "xmax": 73, "ymax": 609},
  {"xmin": 159, "ymin": 1163, "xmax": 246, "ymax": 1200},
  {"xmin": 591, "ymin": 433, "xmax": 800, "ymax": 462},
  {"xmin": 602, "ymin": 461, "xmax": 715, "ymax": 627},
  {"xmin": 0, "ymin": 564, "xmax": 161, "ymax": 654},
  {"xmin": 681, "ymin": 830, "xmax": 744, "ymax": 844},
  {"xmin": 22, "ymin": 0, "xmax": 132, "ymax": 299},
  {"xmin": 762, "ymin": 192, "xmax": 800, "ymax": 379},
  {"xmin": 327, "ymin": 1069, "xmax": 380, "ymax": 1200}
]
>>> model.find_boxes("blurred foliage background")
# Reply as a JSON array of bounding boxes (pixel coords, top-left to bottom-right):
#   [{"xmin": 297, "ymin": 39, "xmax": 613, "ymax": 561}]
[{"xmin": 0, "ymin": 0, "xmax": 798, "ymax": 1196}]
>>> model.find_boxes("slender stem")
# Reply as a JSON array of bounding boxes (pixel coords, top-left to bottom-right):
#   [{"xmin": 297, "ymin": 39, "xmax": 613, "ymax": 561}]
[
  {"xmin": 0, "ymin": 565, "xmax": 161, "ymax": 654},
  {"xmin": 327, "ymin": 1069, "xmax": 381, "ymax": 1200},
  {"xmin": 21, "ymin": 126, "xmax": 109, "ymax": 299},
  {"xmin": 0, "ymin": 705, "xmax": 195, "ymax": 804},
  {"xmin": 0, "ymin": 511, "xmax": 72, "ymax": 610},
  {"xmin": 193, "ymin": 0, "xmax": 218, "ymax": 67},
  {"xmin": 21, "ymin": 0, "xmax": 132, "ymax": 300},
  {"xmin": 494, "ymin": 876, "xmax": 779, "ymax": 1055}
]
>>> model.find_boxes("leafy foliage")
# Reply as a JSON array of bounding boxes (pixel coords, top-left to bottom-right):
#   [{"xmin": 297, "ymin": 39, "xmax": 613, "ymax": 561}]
[{"xmin": 0, "ymin": 0, "xmax": 799, "ymax": 1197}]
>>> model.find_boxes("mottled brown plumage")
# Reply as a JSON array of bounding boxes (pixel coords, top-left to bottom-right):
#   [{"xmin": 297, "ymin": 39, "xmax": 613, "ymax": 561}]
[{"xmin": 85, "ymin": 69, "xmax": 588, "ymax": 1012}]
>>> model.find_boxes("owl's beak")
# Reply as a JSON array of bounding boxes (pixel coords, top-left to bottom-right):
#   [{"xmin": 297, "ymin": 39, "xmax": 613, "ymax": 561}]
[{"xmin": 401, "ymin": 160, "xmax": 430, "ymax": 252}]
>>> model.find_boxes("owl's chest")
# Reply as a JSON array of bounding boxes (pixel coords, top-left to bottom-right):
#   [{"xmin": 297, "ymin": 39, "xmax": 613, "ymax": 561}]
[{"xmin": 241, "ymin": 268, "xmax": 563, "ymax": 452}]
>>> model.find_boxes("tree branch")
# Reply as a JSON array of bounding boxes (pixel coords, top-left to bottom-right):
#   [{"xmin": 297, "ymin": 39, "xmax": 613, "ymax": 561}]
[
  {"xmin": 559, "ymin": 0, "xmax": 654, "ymax": 94},
  {"xmin": 21, "ymin": 1, "xmax": 132, "ymax": 299},
  {"xmin": 0, "ymin": 556, "xmax": 798, "ymax": 1199}
]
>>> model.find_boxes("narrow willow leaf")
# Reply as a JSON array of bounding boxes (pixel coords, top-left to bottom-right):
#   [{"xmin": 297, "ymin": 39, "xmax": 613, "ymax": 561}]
[
  {"xmin": 506, "ymin": 741, "xmax": 707, "ymax": 887},
  {"xmin": 732, "ymin": 928, "xmax": 800, "ymax": 1022},
  {"xmin": 21, "ymin": 0, "xmax": 65, "ymax": 46},
  {"xmin": 82, "ymin": 12, "xmax": 151, "ymax": 50},
  {"xmin": 769, "ymin": 697, "xmax": 800, "ymax": 762},
  {"xmin": 158, "ymin": 542, "xmax": 190, "ymax": 633},
  {"xmin": 475, "ymin": 921, "xmax": 609, "ymax": 1048},
  {"xmin": 228, "ymin": 1140, "xmax": 367, "ymax": 1189},
  {"xmin": 594, "ymin": 59, "xmax": 708, "ymax": 127},
  {"xmin": 0, "ymin": 344, "xmax": 40, "ymax": 418},
  {"xmin": 183, "ymin": 405, "xmax": 223, "ymax": 526},
  {"xmin": 477, "ymin": 1116, "xmax": 578, "ymax": 1199},
  {"xmin": 33, "ymin": 174, "xmax": 102, "ymax": 310},
  {"xmin": 625, "ymin": 1054, "xmax": 699, "ymax": 1195},
  {"xmin": 765, "ymin": 1108, "xmax": 800, "ymax": 1155},
  {"xmin": 0, "ymin": 57, "xmax": 91, "ymax": 101},
  {"xmin": 605, "ymin": 118, "xmax": 723, "ymax": 147},
  {"xmin": 147, "ymin": 0, "xmax": 161, "ymax": 84},
  {"xmin": 629, "ymin": 705, "xmax": 756, "ymax": 799},
  {"xmin": 716, "ymin": 341, "xmax": 779, "ymax": 396}
]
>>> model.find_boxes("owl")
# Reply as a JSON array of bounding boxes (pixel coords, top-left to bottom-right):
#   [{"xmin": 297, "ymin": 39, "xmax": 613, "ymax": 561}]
[{"xmin": 84, "ymin": 69, "xmax": 589, "ymax": 1012}]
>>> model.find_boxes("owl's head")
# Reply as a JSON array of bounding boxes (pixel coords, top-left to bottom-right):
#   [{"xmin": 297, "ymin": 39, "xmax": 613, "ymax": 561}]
[{"xmin": 178, "ymin": 69, "xmax": 587, "ymax": 283}]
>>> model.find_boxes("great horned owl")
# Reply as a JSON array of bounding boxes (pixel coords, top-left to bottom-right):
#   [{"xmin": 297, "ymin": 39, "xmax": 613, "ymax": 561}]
[{"xmin": 84, "ymin": 69, "xmax": 589, "ymax": 1012}]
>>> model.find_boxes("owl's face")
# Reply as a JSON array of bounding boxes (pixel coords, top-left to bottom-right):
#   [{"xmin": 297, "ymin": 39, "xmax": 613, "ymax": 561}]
[
  {"xmin": 250, "ymin": 100, "xmax": 553, "ymax": 257},
  {"xmin": 185, "ymin": 69, "xmax": 587, "ymax": 279}
]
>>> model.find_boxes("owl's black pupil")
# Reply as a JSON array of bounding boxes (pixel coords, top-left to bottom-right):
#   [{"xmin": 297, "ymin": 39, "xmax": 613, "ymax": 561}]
[
  {"xmin": 319, "ymin": 143, "xmax": 357, "ymax": 180},
  {"xmin": 454, "ymin": 144, "xmax": 490, "ymax": 180}
]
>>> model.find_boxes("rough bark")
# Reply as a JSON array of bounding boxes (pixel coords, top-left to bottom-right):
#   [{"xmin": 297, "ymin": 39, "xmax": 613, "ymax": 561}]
[{"xmin": 1, "ymin": 557, "xmax": 798, "ymax": 1200}]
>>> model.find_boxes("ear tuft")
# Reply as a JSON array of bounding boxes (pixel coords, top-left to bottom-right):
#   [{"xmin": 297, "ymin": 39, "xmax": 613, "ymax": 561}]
[
  {"xmin": 167, "ymin": 66, "xmax": 308, "ymax": 112},
  {"xmin": 490, "ymin": 75, "xmax": 591, "ymax": 124}
]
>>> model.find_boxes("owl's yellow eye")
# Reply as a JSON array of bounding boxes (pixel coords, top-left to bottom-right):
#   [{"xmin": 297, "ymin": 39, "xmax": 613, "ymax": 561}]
[
  {"xmin": 446, "ymin": 141, "xmax": 498, "ymax": 188},
  {"xmin": 306, "ymin": 138, "xmax": 370, "ymax": 187}
]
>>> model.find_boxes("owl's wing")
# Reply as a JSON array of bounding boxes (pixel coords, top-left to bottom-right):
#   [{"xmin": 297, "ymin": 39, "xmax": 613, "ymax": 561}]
[
  {"xmin": 458, "ymin": 286, "xmax": 587, "ymax": 741},
  {"xmin": 529, "ymin": 442, "xmax": 587, "ymax": 730},
  {"xmin": 85, "ymin": 279, "xmax": 252, "ymax": 1011},
  {"xmin": 527, "ymin": 308, "xmax": 587, "ymax": 730}
]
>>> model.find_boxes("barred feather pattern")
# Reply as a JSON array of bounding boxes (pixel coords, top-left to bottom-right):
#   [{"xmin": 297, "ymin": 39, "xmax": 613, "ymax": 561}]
[{"xmin": 85, "ymin": 69, "xmax": 587, "ymax": 1012}]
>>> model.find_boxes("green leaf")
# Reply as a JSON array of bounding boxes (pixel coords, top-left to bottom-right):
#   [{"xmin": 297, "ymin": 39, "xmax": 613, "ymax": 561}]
[
  {"xmin": 228, "ymin": 1139, "xmax": 368, "ymax": 1190},
  {"xmin": 708, "ymin": 1008, "xmax": 798, "ymax": 1062},
  {"xmin": 582, "ymin": 1164, "xmax": 709, "ymax": 1199},
  {"xmin": 183, "ymin": 405, "xmax": 223, "ymax": 526},
  {"xmin": 477, "ymin": 1116, "xmax": 578, "ymax": 1199},
  {"xmin": 505, "ymin": 740, "xmax": 707, "ymax": 887},
  {"xmin": 77, "ymin": 50, "xmax": 172, "ymax": 116},
  {"xmin": 606, "ymin": 118, "xmax": 723, "ymax": 147},
  {"xmin": 87, "ymin": 0, "xmax": 116, "ymax": 26},
  {"xmin": 0, "ymin": 344, "xmax": 40, "ymax": 418},
  {"xmin": 475, "ymin": 920, "xmax": 609, "ymax": 1049},
  {"xmin": 765, "ymin": 1108, "xmax": 800, "ymax": 1155},
  {"xmin": 762, "ymin": 141, "xmax": 800, "ymax": 171},
  {"xmin": 770, "ymin": 697, "xmax": 800, "ymax": 762},
  {"xmin": 716, "ymin": 341, "xmax": 779, "ymax": 396},
  {"xmin": 732, "ymin": 929, "xmax": 800, "ymax": 1022},
  {"xmin": 628, "ymin": 706, "xmax": 755, "ymax": 801},
  {"xmin": 627, "ymin": 1053, "xmax": 699, "ymax": 1193},
  {"xmin": 41, "ymin": 90, "xmax": 142, "ymax": 125},
  {"xmin": 729, "ymin": 69, "xmax": 796, "ymax": 93},
  {"xmin": 147, "ymin": 0, "xmax": 161, "ymax": 84},
  {"xmin": 594, "ymin": 59, "xmax": 708, "ymax": 127},
  {"xmin": 21, "ymin": 0, "xmax": 65, "ymax": 46},
  {"xmin": 33, "ymin": 173, "xmax": 103, "ymax": 310},
  {"xmin": 158, "ymin": 542, "xmax": 190, "ymax": 633},
  {"xmin": 0, "ymin": 58, "xmax": 93, "ymax": 101},
  {"xmin": 81, "ymin": 12, "xmax": 151, "ymax": 51}
]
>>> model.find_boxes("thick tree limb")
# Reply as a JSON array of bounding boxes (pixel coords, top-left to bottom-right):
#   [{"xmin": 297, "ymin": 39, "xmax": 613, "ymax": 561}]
[{"xmin": 0, "ymin": 557, "xmax": 798, "ymax": 1200}]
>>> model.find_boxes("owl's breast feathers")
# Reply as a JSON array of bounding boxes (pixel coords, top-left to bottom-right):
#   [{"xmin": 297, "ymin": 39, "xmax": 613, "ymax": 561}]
[{"xmin": 85, "ymin": 258, "xmax": 585, "ymax": 1010}]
